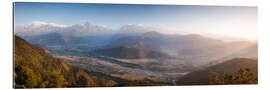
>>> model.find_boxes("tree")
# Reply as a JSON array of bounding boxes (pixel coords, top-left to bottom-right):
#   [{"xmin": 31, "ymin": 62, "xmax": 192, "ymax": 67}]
[
  {"xmin": 209, "ymin": 68, "xmax": 257, "ymax": 85},
  {"xmin": 209, "ymin": 72, "xmax": 223, "ymax": 84},
  {"xmin": 47, "ymin": 71, "xmax": 68, "ymax": 88}
]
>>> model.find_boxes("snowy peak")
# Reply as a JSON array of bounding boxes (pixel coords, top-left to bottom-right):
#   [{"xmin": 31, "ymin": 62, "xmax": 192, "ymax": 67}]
[
  {"xmin": 15, "ymin": 21, "xmax": 69, "ymax": 36},
  {"xmin": 15, "ymin": 21, "xmax": 110, "ymax": 36},
  {"xmin": 71, "ymin": 22, "xmax": 107, "ymax": 32},
  {"xmin": 118, "ymin": 24, "xmax": 152, "ymax": 33},
  {"xmin": 29, "ymin": 21, "xmax": 68, "ymax": 28}
]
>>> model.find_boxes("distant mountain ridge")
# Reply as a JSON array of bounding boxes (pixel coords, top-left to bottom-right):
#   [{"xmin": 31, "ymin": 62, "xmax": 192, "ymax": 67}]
[
  {"xmin": 27, "ymin": 32, "xmax": 69, "ymax": 46},
  {"xmin": 94, "ymin": 46, "xmax": 173, "ymax": 59},
  {"xmin": 203, "ymin": 43, "xmax": 258, "ymax": 68},
  {"xmin": 15, "ymin": 21, "xmax": 154, "ymax": 37},
  {"xmin": 106, "ymin": 31, "xmax": 255, "ymax": 65},
  {"xmin": 108, "ymin": 31, "xmax": 224, "ymax": 50}
]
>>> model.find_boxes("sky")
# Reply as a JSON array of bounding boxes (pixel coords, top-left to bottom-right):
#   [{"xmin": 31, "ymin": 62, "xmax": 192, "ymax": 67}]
[{"xmin": 14, "ymin": 2, "xmax": 258, "ymax": 40}]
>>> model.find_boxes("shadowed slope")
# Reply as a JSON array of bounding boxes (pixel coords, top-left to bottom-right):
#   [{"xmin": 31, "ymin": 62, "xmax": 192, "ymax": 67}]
[{"xmin": 176, "ymin": 58, "xmax": 258, "ymax": 85}]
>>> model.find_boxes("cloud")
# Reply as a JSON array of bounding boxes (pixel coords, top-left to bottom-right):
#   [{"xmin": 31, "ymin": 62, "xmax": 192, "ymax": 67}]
[{"xmin": 31, "ymin": 21, "xmax": 68, "ymax": 28}]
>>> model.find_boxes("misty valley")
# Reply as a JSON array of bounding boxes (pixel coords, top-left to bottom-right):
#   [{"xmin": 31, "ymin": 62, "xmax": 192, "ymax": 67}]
[{"xmin": 14, "ymin": 22, "xmax": 258, "ymax": 87}]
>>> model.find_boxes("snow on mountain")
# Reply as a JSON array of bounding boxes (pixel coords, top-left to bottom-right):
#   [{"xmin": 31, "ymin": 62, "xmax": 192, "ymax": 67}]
[
  {"xmin": 117, "ymin": 24, "xmax": 152, "ymax": 34},
  {"xmin": 15, "ymin": 21, "xmax": 68, "ymax": 36},
  {"xmin": 15, "ymin": 21, "xmax": 208, "ymax": 38},
  {"xmin": 15, "ymin": 21, "xmax": 110, "ymax": 36},
  {"xmin": 67, "ymin": 22, "xmax": 110, "ymax": 36}
]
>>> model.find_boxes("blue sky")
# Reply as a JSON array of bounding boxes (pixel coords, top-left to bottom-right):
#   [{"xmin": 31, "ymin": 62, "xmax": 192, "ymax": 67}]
[{"xmin": 14, "ymin": 2, "xmax": 257, "ymax": 40}]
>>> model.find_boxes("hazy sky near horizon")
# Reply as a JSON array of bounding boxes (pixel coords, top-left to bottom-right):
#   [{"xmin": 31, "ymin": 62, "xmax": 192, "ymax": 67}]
[{"xmin": 14, "ymin": 2, "xmax": 258, "ymax": 40}]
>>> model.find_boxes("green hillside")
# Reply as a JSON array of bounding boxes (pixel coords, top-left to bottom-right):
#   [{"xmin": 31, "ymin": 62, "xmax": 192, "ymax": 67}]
[{"xmin": 14, "ymin": 36, "xmax": 116, "ymax": 88}]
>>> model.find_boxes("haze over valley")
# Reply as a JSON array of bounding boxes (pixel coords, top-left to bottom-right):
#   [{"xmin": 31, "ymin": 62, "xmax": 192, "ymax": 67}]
[{"xmin": 15, "ymin": 21, "xmax": 258, "ymax": 86}]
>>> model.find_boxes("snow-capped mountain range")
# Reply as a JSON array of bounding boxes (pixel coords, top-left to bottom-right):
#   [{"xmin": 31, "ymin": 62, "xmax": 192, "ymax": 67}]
[
  {"xmin": 15, "ymin": 21, "xmax": 255, "ymax": 43},
  {"xmin": 15, "ymin": 21, "xmax": 162, "ymax": 37}
]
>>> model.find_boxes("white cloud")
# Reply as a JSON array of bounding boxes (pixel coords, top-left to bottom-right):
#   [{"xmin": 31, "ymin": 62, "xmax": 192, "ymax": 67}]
[{"xmin": 31, "ymin": 21, "xmax": 68, "ymax": 28}]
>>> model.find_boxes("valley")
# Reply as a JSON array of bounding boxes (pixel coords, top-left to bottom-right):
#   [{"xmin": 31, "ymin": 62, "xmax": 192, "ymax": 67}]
[
  {"xmin": 15, "ymin": 22, "xmax": 258, "ymax": 86},
  {"xmin": 54, "ymin": 53, "xmax": 191, "ymax": 84}
]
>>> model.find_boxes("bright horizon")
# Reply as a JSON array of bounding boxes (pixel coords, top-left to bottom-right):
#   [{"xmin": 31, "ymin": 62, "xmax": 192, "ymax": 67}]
[{"xmin": 14, "ymin": 2, "xmax": 258, "ymax": 40}]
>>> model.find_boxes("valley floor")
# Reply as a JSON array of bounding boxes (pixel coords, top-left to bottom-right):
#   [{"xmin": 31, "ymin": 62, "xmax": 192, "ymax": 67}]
[{"xmin": 56, "ymin": 55, "xmax": 190, "ymax": 85}]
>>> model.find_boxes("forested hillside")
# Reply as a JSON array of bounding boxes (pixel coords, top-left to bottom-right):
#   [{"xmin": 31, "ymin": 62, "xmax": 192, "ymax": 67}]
[
  {"xmin": 176, "ymin": 58, "xmax": 258, "ymax": 85},
  {"xmin": 14, "ymin": 36, "xmax": 117, "ymax": 88}
]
